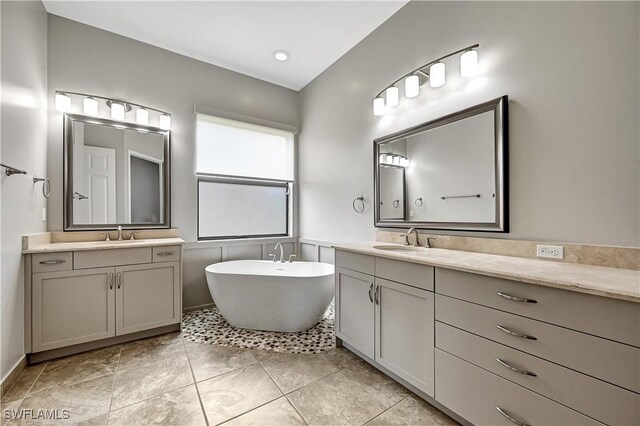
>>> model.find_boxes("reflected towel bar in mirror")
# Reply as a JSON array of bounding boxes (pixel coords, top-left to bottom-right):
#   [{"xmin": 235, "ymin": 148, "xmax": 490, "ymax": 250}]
[{"xmin": 440, "ymin": 194, "xmax": 481, "ymax": 200}]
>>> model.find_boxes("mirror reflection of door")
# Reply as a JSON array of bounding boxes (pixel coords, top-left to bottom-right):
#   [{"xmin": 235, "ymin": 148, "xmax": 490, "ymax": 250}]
[
  {"xmin": 73, "ymin": 142, "xmax": 116, "ymax": 224},
  {"xmin": 128, "ymin": 152, "xmax": 163, "ymax": 223},
  {"xmin": 379, "ymin": 165, "xmax": 405, "ymax": 220}
]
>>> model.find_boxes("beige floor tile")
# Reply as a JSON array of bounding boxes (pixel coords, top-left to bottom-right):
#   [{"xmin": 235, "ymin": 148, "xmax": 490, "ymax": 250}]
[
  {"xmin": 197, "ymin": 363, "xmax": 282, "ymax": 425},
  {"xmin": 1, "ymin": 364, "xmax": 46, "ymax": 403},
  {"xmin": 111, "ymin": 354, "xmax": 193, "ymax": 410},
  {"xmin": 288, "ymin": 371, "xmax": 387, "ymax": 426},
  {"xmin": 323, "ymin": 347, "xmax": 364, "ymax": 370},
  {"xmin": 260, "ymin": 352, "xmax": 338, "ymax": 394},
  {"xmin": 108, "ymin": 385, "xmax": 205, "ymax": 426},
  {"xmin": 187, "ymin": 345, "xmax": 257, "ymax": 382},
  {"xmin": 118, "ymin": 333, "xmax": 185, "ymax": 371},
  {"xmin": 78, "ymin": 413, "xmax": 109, "ymax": 425},
  {"xmin": 31, "ymin": 346, "xmax": 120, "ymax": 394},
  {"xmin": 1, "ymin": 399, "xmax": 22, "ymax": 426},
  {"xmin": 367, "ymin": 396, "xmax": 458, "ymax": 426},
  {"xmin": 341, "ymin": 360, "xmax": 408, "ymax": 408},
  {"xmin": 15, "ymin": 374, "xmax": 114, "ymax": 425},
  {"xmin": 224, "ymin": 397, "xmax": 305, "ymax": 426}
]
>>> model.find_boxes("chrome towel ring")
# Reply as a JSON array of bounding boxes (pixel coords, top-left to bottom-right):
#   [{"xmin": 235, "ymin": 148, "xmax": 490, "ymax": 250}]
[
  {"xmin": 33, "ymin": 176, "xmax": 51, "ymax": 198},
  {"xmin": 415, "ymin": 197, "xmax": 423, "ymax": 207},
  {"xmin": 352, "ymin": 196, "xmax": 365, "ymax": 213},
  {"xmin": 392, "ymin": 199, "xmax": 400, "ymax": 208}
]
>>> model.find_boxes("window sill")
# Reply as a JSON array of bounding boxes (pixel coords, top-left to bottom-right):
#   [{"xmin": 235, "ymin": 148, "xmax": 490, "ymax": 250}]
[{"xmin": 185, "ymin": 235, "xmax": 296, "ymax": 250}]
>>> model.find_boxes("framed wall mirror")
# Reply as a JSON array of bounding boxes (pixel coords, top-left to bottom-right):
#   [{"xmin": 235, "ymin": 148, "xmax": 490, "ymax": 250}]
[
  {"xmin": 63, "ymin": 113, "xmax": 171, "ymax": 230},
  {"xmin": 374, "ymin": 96, "xmax": 508, "ymax": 232}
]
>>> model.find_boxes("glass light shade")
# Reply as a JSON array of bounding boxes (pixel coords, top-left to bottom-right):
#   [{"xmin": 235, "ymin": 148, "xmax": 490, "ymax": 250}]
[
  {"xmin": 55, "ymin": 93, "xmax": 71, "ymax": 112},
  {"xmin": 401, "ymin": 157, "xmax": 409, "ymax": 167},
  {"xmin": 379, "ymin": 154, "xmax": 387, "ymax": 164},
  {"xmin": 159, "ymin": 114, "xmax": 171, "ymax": 130},
  {"xmin": 386, "ymin": 86, "xmax": 399, "ymax": 108},
  {"xmin": 110, "ymin": 102, "xmax": 125, "ymax": 120},
  {"xmin": 373, "ymin": 97, "xmax": 385, "ymax": 116},
  {"xmin": 393, "ymin": 155, "xmax": 400, "ymax": 165},
  {"xmin": 405, "ymin": 75, "xmax": 420, "ymax": 98},
  {"xmin": 83, "ymin": 97, "xmax": 98, "ymax": 116},
  {"xmin": 460, "ymin": 50, "xmax": 478, "ymax": 78},
  {"xmin": 136, "ymin": 108, "xmax": 149, "ymax": 125},
  {"xmin": 429, "ymin": 62, "xmax": 446, "ymax": 88}
]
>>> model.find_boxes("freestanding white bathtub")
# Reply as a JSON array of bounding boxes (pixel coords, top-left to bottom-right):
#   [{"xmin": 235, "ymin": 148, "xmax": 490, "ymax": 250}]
[{"xmin": 205, "ymin": 260, "xmax": 335, "ymax": 332}]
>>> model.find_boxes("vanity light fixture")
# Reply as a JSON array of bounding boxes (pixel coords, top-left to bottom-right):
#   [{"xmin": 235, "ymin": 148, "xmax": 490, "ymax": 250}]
[
  {"xmin": 83, "ymin": 97, "xmax": 98, "ymax": 116},
  {"xmin": 460, "ymin": 49, "xmax": 478, "ymax": 78},
  {"xmin": 136, "ymin": 108, "xmax": 149, "ymax": 125},
  {"xmin": 372, "ymin": 44, "xmax": 479, "ymax": 116},
  {"xmin": 159, "ymin": 114, "xmax": 171, "ymax": 130},
  {"xmin": 110, "ymin": 102, "xmax": 125, "ymax": 121},
  {"xmin": 429, "ymin": 62, "xmax": 445, "ymax": 88},
  {"xmin": 380, "ymin": 153, "xmax": 409, "ymax": 167},
  {"xmin": 55, "ymin": 93, "xmax": 71, "ymax": 112},
  {"xmin": 386, "ymin": 86, "xmax": 399, "ymax": 108},
  {"xmin": 54, "ymin": 91, "xmax": 171, "ymax": 130},
  {"xmin": 273, "ymin": 50, "xmax": 290, "ymax": 62}
]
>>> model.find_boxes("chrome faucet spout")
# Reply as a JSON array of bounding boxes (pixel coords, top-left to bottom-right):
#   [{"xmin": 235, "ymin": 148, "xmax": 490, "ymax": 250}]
[{"xmin": 406, "ymin": 228, "xmax": 419, "ymax": 247}]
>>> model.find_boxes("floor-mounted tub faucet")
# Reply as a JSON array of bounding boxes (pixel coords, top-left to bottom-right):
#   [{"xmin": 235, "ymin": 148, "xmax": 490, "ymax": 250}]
[{"xmin": 273, "ymin": 243, "xmax": 285, "ymax": 263}]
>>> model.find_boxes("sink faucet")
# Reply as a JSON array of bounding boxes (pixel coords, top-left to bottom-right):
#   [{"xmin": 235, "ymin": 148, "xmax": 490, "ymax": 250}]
[
  {"xmin": 273, "ymin": 243, "xmax": 285, "ymax": 263},
  {"xmin": 401, "ymin": 228, "xmax": 420, "ymax": 247},
  {"xmin": 425, "ymin": 236, "xmax": 438, "ymax": 248}
]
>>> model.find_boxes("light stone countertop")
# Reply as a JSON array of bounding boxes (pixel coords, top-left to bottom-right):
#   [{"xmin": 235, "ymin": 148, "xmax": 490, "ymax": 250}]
[
  {"xmin": 333, "ymin": 242, "xmax": 640, "ymax": 303},
  {"xmin": 22, "ymin": 237, "xmax": 186, "ymax": 254}
]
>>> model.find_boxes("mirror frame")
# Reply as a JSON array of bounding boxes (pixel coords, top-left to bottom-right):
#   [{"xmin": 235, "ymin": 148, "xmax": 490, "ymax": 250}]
[
  {"xmin": 63, "ymin": 113, "xmax": 171, "ymax": 231},
  {"xmin": 374, "ymin": 95, "xmax": 508, "ymax": 232}
]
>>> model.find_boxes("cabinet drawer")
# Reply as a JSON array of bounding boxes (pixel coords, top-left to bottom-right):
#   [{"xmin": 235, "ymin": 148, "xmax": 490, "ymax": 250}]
[
  {"xmin": 376, "ymin": 257, "xmax": 434, "ymax": 291},
  {"xmin": 32, "ymin": 252, "xmax": 73, "ymax": 273},
  {"xmin": 436, "ymin": 322, "xmax": 639, "ymax": 425},
  {"xmin": 335, "ymin": 250, "xmax": 374, "ymax": 275},
  {"xmin": 435, "ymin": 349, "xmax": 602, "ymax": 426},
  {"xmin": 74, "ymin": 248, "xmax": 152, "ymax": 269},
  {"xmin": 153, "ymin": 246, "xmax": 181, "ymax": 262},
  {"xmin": 436, "ymin": 294, "xmax": 640, "ymax": 393},
  {"xmin": 436, "ymin": 268, "xmax": 640, "ymax": 347}
]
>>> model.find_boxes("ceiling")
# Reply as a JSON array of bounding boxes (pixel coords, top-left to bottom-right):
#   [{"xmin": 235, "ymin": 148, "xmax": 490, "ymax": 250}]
[{"xmin": 43, "ymin": 1, "xmax": 407, "ymax": 90}]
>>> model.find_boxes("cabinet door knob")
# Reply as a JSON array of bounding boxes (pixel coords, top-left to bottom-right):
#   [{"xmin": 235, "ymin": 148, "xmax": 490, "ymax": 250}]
[
  {"xmin": 109, "ymin": 272, "xmax": 114, "ymax": 290},
  {"xmin": 497, "ymin": 292, "xmax": 537, "ymax": 304},
  {"xmin": 496, "ymin": 407, "xmax": 530, "ymax": 426},
  {"xmin": 496, "ymin": 325, "xmax": 537, "ymax": 340},
  {"xmin": 39, "ymin": 259, "xmax": 66, "ymax": 265},
  {"xmin": 496, "ymin": 358, "xmax": 537, "ymax": 377}
]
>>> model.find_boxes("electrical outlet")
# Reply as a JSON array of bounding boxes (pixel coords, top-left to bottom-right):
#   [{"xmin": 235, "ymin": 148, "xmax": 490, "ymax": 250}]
[{"xmin": 536, "ymin": 244, "xmax": 564, "ymax": 260}]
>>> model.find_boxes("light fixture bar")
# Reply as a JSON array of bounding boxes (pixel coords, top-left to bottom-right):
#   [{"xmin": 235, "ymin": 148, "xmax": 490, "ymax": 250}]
[
  {"xmin": 53, "ymin": 90, "xmax": 170, "ymax": 116},
  {"xmin": 373, "ymin": 43, "xmax": 479, "ymax": 99}
]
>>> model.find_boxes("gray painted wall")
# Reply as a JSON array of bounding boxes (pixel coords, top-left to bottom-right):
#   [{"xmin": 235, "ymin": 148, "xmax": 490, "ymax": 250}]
[
  {"xmin": 298, "ymin": 1, "xmax": 640, "ymax": 247},
  {"xmin": 1, "ymin": 0, "xmax": 48, "ymax": 379},
  {"xmin": 47, "ymin": 16, "xmax": 299, "ymax": 309}
]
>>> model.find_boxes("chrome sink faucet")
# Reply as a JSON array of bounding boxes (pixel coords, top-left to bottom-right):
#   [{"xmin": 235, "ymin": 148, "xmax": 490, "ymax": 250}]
[
  {"xmin": 273, "ymin": 243, "xmax": 285, "ymax": 263},
  {"xmin": 401, "ymin": 228, "xmax": 420, "ymax": 247}
]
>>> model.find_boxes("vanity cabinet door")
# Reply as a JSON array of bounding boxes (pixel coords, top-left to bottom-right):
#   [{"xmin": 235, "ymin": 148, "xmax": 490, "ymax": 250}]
[
  {"xmin": 32, "ymin": 268, "xmax": 116, "ymax": 352},
  {"xmin": 375, "ymin": 278, "xmax": 434, "ymax": 396},
  {"xmin": 335, "ymin": 267, "xmax": 375, "ymax": 359},
  {"xmin": 115, "ymin": 262, "xmax": 181, "ymax": 335}
]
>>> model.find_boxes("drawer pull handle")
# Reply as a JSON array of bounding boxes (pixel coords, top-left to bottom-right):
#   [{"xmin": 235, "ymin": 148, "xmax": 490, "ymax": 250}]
[
  {"xmin": 368, "ymin": 283, "xmax": 374, "ymax": 303},
  {"xmin": 496, "ymin": 407, "xmax": 530, "ymax": 426},
  {"xmin": 157, "ymin": 251, "xmax": 175, "ymax": 256},
  {"xmin": 496, "ymin": 358, "xmax": 537, "ymax": 377},
  {"xmin": 497, "ymin": 292, "xmax": 537, "ymax": 304},
  {"xmin": 39, "ymin": 259, "xmax": 66, "ymax": 265},
  {"xmin": 496, "ymin": 325, "xmax": 537, "ymax": 340}
]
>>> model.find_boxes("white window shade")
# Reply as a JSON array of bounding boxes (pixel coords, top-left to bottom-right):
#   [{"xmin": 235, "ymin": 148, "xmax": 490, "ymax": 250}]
[{"xmin": 196, "ymin": 114, "xmax": 294, "ymax": 181}]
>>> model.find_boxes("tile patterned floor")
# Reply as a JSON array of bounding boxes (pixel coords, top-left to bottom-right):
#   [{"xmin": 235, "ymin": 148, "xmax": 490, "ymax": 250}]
[{"xmin": 1, "ymin": 332, "xmax": 457, "ymax": 426}]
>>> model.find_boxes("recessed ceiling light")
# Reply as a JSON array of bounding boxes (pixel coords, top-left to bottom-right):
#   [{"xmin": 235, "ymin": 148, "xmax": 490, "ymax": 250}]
[{"xmin": 273, "ymin": 50, "xmax": 290, "ymax": 62}]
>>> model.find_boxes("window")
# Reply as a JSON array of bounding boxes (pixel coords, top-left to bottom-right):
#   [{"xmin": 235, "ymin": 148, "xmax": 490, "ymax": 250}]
[{"xmin": 196, "ymin": 114, "xmax": 295, "ymax": 240}]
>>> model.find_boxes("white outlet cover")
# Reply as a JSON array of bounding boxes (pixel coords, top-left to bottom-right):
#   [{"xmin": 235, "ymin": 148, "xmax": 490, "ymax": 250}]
[{"xmin": 536, "ymin": 244, "xmax": 564, "ymax": 260}]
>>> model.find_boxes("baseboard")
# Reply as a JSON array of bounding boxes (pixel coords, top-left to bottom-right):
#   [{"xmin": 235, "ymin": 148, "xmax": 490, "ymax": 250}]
[
  {"xmin": 1, "ymin": 355, "xmax": 27, "ymax": 398},
  {"xmin": 183, "ymin": 303, "xmax": 215, "ymax": 313}
]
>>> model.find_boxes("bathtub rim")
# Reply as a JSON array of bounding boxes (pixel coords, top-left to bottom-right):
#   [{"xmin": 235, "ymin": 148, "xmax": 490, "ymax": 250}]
[{"xmin": 205, "ymin": 259, "xmax": 335, "ymax": 279}]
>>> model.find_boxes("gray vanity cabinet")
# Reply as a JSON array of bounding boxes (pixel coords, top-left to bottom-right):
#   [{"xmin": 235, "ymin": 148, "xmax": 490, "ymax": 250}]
[
  {"xmin": 375, "ymin": 278, "xmax": 434, "ymax": 396},
  {"xmin": 116, "ymin": 262, "xmax": 181, "ymax": 335},
  {"xmin": 335, "ymin": 267, "xmax": 375, "ymax": 358},
  {"xmin": 32, "ymin": 267, "xmax": 116, "ymax": 352},
  {"xmin": 335, "ymin": 250, "xmax": 435, "ymax": 397}
]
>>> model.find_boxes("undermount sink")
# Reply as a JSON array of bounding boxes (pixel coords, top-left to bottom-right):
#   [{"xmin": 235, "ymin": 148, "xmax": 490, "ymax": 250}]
[{"xmin": 373, "ymin": 244, "xmax": 426, "ymax": 252}]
